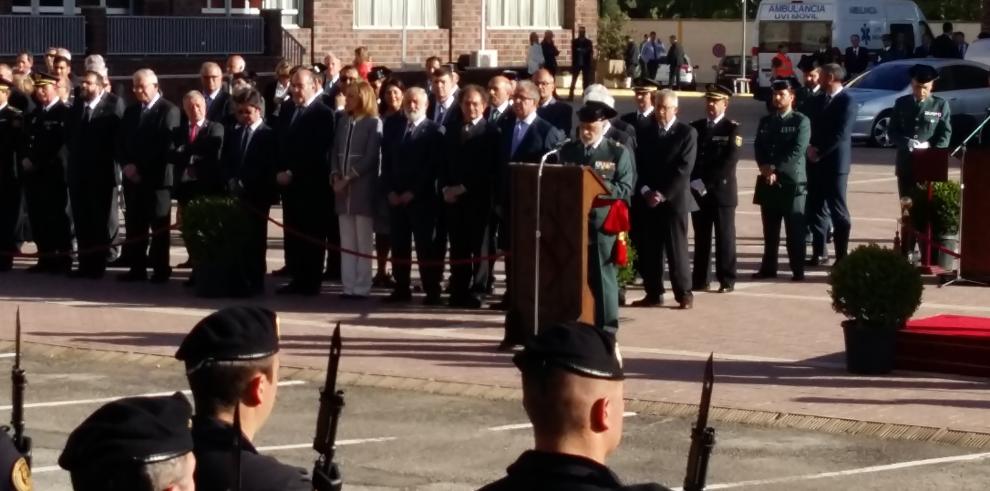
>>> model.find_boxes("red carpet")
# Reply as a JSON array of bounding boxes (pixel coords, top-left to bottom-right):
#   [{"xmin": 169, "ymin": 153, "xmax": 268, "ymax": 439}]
[{"xmin": 897, "ymin": 315, "xmax": 990, "ymax": 378}]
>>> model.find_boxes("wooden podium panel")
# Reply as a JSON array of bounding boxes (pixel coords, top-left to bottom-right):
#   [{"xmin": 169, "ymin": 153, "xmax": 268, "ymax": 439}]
[
  {"xmin": 960, "ymin": 149, "xmax": 990, "ymax": 281},
  {"xmin": 506, "ymin": 164, "xmax": 608, "ymax": 343}
]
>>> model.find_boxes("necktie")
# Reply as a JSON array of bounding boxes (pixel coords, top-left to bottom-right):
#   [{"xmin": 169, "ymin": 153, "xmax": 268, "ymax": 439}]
[
  {"xmin": 404, "ymin": 123, "xmax": 415, "ymax": 141},
  {"xmin": 436, "ymin": 104, "xmax": 445, "ymax": 123},
  {"xmin": 584, "ymin": 146, "xmax": 594, "ymax": 159},
  {"xmin": 206, "ymin": 95, "xmax": 213, "ymax": 111},
  {"xmin": 489, "ymin": 109, "xmax": 499, "ymax": 123},
  {"xmin": 824, "ymin": 94, "xmax": 832, "ymax": 106},
  {"xmin": 707, "ymin": 120, "xmax": 714, "ymax": 130},
  {"xmin": 241, "ymin": 126, "xmax": 252, "ymax": 156},
  {"xmin": 189, "ymin": 123, "xmax": 199, "ymax": 142},
  {"xmin": 83, "ymin": 105, "xmax": 92, "ymax": 123},
  {"xmin": 290, "ymin": 106, "xmax": 302, "ymax": 126},
  {"xmin": 511, "ymin": 122, "xmax": 527, "ymax": 156}
]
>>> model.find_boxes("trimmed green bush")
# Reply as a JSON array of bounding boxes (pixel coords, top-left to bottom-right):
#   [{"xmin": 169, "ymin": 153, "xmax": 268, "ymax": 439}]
[{"xmin": 828, "ymin": 243, "xmax": 923, "ymax": 329}]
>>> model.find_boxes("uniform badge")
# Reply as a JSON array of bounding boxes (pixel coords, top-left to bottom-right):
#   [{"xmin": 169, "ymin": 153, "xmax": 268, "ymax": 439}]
[
  {"xmin": 735, "ymin": 135, "xmax": 743, "ymax": 147},
  {"xmin": 11, "ymin": 457, "xmax": 31, "ymax": 491},
  {"xmin": 594, "ymin": 161, "xmax": 616, "ymax": 172}
]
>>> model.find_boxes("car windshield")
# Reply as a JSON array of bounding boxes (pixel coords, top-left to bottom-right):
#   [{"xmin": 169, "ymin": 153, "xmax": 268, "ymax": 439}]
[{"xmin": 847, "ymin": 64, "xmax": 914, "ymax": 91}]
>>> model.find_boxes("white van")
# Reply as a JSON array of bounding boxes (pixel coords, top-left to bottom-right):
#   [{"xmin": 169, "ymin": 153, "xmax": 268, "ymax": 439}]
[{"xmin": 754, "ymin": 0, "xmax": 927, "ymax": 96}]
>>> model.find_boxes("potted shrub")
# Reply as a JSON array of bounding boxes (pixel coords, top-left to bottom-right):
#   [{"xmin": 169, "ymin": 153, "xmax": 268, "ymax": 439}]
[
  {"xmin": 597, "ymin": 0, "xmax": 629, "ymax": 83},
  {"xmin": 909, "ymin": 181, "xmax": 961, "ymax": 269},
  {"xmin": 181, "ymin": 196, "xmax": 253, "ymax": 298},
  {"xmin": 828, "ymin": 244, "xmax": 923, "ymax": 374}
]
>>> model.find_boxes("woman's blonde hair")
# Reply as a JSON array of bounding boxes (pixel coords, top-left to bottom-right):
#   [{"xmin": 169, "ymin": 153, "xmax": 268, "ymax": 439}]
[
  {"xmin": 354, "ymin": 46, "xmax": 370, "ymax": 64},
  {"xmin": 346, "ymin": 80, "xmax": 379, "ymax": 118}
]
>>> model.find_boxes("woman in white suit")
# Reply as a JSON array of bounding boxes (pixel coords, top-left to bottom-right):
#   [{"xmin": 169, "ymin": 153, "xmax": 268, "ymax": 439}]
[{"xmin": 331, "ymin": 81, "xmax": 382, "ymax": 299}]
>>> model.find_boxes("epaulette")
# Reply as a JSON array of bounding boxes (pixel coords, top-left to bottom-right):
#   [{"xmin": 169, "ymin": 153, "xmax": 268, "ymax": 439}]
[
  {"xmin": 6, "ymin": 106, "xmax": 21, "ymax": 114},
  {"xmin": 730, "ymin": 119, "xmax": 739, "ymax": 126}
]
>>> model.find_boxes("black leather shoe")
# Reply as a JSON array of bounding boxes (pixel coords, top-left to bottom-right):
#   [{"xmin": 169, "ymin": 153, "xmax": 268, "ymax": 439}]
[
  {"xmin": 117, "ymin": 270, "xmax": 148, "ymax": 282},
  {"xmin": 271, "ymin": 266, "xmax": 290, "ymax": 277},
  {"xmin": 678, "ymin": 296, "xmax": 694, "ymax": 310},
  {"xmin": 175, "ymin": 260, "xmax": 193, "ymax": 269},
  {"xmin": 692, "ymin": 283, "xmax": 710, "ymax": 292},
  {"xmin": 489, "ymin": 300, "xmax": 509, "ymax": 310},
  {"xmin": 150, "ymin": 268, "xmax": 172, "ymax": 284},
  {"xmin": 718, "ymin": 285, "xmax": 734, "ymax": 293},
  {"xmin": 449, "ymin": 296, "xmax": 483, "ymax": 308},
  {"xmin": 791, "ymin": 273, "xmax": 805, "ymax": 282},
  {"xmin": 751, "ymin": 271, "xmax": 777, "ymax": 280},
  {"xmin": 423, "ymin": 294, "xmax": 444, "ymax": 306},
  {"xmin": 630, "ymin": 295, "xmax": 663, "ymax": 307},
  {"xmin": 805, "ymin": 256, "xmax": 830, "ymax": 267},
  {"xmin": 383, "ymin": 290, "xmax": 412, "ymax": 303},
  {"xmin": 275, "ymin": 283, "xmax": 300, "ymax": 295},
  {"xmin": 25, "ymin": 263, "xmax": 48, "ymax": 274}
]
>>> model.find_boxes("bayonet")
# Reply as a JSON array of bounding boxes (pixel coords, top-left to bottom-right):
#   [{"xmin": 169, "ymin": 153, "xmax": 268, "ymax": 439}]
[
  {"xmin": 683, "ymin": 353, "xmax": 715, "ymax": 491},
  {"xmin": 312, "ymin": 323, "xmax": 344, "ymax": 491},
  {"xmin": 10, "ymin": 308, "xmax": 31, "ymax": 466}
]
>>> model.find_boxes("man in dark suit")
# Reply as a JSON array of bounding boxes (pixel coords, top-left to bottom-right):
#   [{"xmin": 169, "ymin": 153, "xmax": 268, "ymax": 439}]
[
  {"xmin": 631, "ymin": 89, "xmax": 697, "ymax": 310},
  {"xmin": 844, "ymin": 34, "xmax": 870, "ymax": 78},
  {"xmin": 275, "ymin": 68, "xmax": 335, "ymax": 295},
  {"xmin": 67, "ymin": 68, "xmax": 125, "ymax": 278},
  {"xmin": 0, "ymin": 79, "xmax": 23, "ymax": 272},
  {"xmin": 690, "ymin": 85, "xmax": 739, "ymax": 294},
  {"xmin": 667, "ymin": 35, "xmax": 686, "ymax": 89},
  {"xmin": 225, "ymin": 88, "xmax": 278, "ymax": 293},
  {"xmin": 495, "ymin": 80, "xmax": 566, "ymax": 347},
  {"xmin": 21, "ymin": 73, "xmax": 72, "ymax": 274},
  {"xmin": 199, "ymin": 62, "xmax": 232, "ymax": 127},
  {"xmin": 806, "ymin": 63, "xmax": 854, "ymax": 265},
  {"xmin": 931, "ymin": 22, "xmax": 960, "ymax": 58},
  {"xmin": 486, "ymin": 75, "xmax": 514, "ymax": 127},
  {"xmin": 443, "ymin": 85, "xmax": 499, "ymax": 308},
  {"xmin": 533, "ymin": 68, "xmax": 572, "ymax": 135},
  {"xmin": 117, "ymin": 69, "xmax": 181, "ymax": 283},
  {"xmin": 620, "ymin": 79, "xmax": 662, "ymax": 294},
  {"xmin": 427, "ymin": 65, "xmax": 462, "ymax": 130},
  {"xmin": 382, "ymin": 87, "xmax": 445, "ymax": 305},
  {"xmin": 567, "ymin": 26, "xmax": 594, "ymax": 101}
]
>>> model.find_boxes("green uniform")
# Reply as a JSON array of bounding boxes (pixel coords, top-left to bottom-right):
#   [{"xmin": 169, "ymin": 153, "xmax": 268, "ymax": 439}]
[
  {"xmin": 887, "ymin": 94, "xmax": 951, "ymax": 197},
  {"xmin": 559, "ymin": 138, "xmax": 635, "ymax": 332},
  {"xmin": 753, "ymin": 109, "xmax": 810, "ymax": 277}
]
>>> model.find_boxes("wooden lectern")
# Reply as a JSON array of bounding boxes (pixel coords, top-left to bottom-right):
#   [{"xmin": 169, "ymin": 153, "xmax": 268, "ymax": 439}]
[
  {"xmin": 504, "ymin": 163, "xmax": 608, "ymax": 345},
  {"xmin": 910, "ymin": 148, "xmax": 951, "ymax": 274},
  {"xmin": 960, "ymin": 149, "xmax": 990, "ymax": 281}
]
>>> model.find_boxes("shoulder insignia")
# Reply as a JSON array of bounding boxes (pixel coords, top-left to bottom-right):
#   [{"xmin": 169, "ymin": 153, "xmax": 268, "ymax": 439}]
[
  {"xmin": 730, "ymin": 120, "xmax": 740, "ymax": 126},
  {"xmin": 735, "ymin": 135, "xmax": 743, "ymax": 147},
  {"xmin": 12, "ymin": 457, "xmax": 31, "ymax": 491},
  {"xmin": 8, "ymin": 107, "xmax": 21, "ymax": 114}
]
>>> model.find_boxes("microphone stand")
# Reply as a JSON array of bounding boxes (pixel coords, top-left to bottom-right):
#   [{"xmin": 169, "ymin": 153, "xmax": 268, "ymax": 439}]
[
  {"xmin": 940, "ymin": 111, "xmax": 990, "ymax": 287},
  {"xmin": 534, "ymin": 140, "xmax": 569, "ymax": 336}
]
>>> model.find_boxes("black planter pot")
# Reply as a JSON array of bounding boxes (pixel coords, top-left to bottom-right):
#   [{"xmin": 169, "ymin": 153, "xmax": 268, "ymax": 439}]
[
  {"xmin": 193, "ymin": 261, "xmax": 252, "ymax": 298},
  {"xmin": 841, "ymin": 320, "xmax": 897, "ymax": 375}
]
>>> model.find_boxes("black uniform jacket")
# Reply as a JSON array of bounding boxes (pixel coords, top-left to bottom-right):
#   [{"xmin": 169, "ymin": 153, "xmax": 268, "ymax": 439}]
[{"xmin": 477, "ymin": 450, "xmax": 673, "ymax": 491}]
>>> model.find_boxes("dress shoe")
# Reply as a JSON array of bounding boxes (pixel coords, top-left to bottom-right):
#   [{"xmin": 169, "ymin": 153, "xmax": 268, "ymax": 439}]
[
  {"xmin": 322, "ymin": 270, "xmax": 341, "ymax": 282},
  {"xmin": 805, "ymin": 256, "xmax": 830, "ymax": 267},
  {"xmin": 271, "ymin": 265, "xmax": 290, "ymax": 277},
  {"xmin": 107, "ymin": 257, "xmax": 130, "ymax": 269},
  {"xmin": 630, "ymin": 296, "xmax": 663, "ymax": 307},
  {"xmin": 372, "ymin": 272, "xmax": 395, "ymax": 288},
  {"xmin": 751, "ymin": 271, "xmax": 777, "ymax": 280},
  {"xmin": 341, "ymin": 293, "xmax": 368, "ymax": 300},
  {"xmin": 423, "ymin": 294, "xmax": 444, "ymax": 306},
  {"xmin": 117, "ymin": 269, "xmax": 148, "ymax": 282},
  {"xmin": 791, "ymin": 273, "xmax": 805, "ymax": 282},
  {"xmin": 718, "ymin": 285, "xmax": 734, "ymax": 294},
  {"xmin": 449, "ymin": 295, "xmax": 482, "ymax": 308},
  {"xmin": 175, "ymin": 260, "xmax": 193, "ymax": 269},
  {"xmin": 149, "ymin": 268, "xmax": 172, "ymax": 284},
  {"xmin": 678, "ymin": 296, "xmax": 694, "ymax": 310},
  {"xmin": 25, "ymin": 263, "xmax": 48, "ymax": 274},
  {"xmin": 497, "ymin": 340, "xmax": 520, "ymax": 352},
  {"xmin": 692, "ymin": 283, "xmax": 710, "ymax": 292},
  {"xmin": 489, "ymin": 299, "xmax": 509, "ymax": 310},
  {"xmin": 275, "ymin": 283, "xmax": 301, "ymax": 295},
  {"xmin": 383, "ymin": 290, "xmax": 412, "ymax": 303}
]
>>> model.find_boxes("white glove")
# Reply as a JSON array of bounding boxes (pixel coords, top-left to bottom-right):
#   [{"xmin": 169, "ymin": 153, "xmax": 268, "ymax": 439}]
[
  {"xmin": 915, "ymin": 141, "xmax": 930, "ymax": 150},
  {"xmin": 690, "ymin": 179, "xmax": 707, "ymax": 196},
  {"xmin": 907, "ymin": 139, "xmax": 921, "ymax": 150}
]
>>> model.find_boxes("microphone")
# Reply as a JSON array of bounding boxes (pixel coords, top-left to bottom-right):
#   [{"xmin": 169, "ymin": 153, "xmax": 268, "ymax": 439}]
[{"xmin": 539, "ymin": 138, "xmax": 571, "ymax": 167}]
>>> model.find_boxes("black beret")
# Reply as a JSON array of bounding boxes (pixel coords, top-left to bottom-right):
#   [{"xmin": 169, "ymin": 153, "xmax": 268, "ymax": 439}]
[
  {"xmin": 58, "ymin": 393, "xmax": 193, "ymax": 472},
  {"xmin": 577, "ymin": 101, "xmax": 618, "ymax": 123},
  {"xmin": 704, "ymin": 83, "xmax": 733, "ymax": 100},
  {"xmin": 0, "ymin": 432, "xmax": 30, "ymax": 491},
  {"xmin": 30, "ymin": 72, "xmax": 58, "ymax": 87},
  {"xmin": 513, "ymin": 321, "xmax": 624, "ymax": 380},
  {"xmin": 632, "ymin": 78, "xmax": 662, "ymax": 92},
  {"xmin": 771, "ymin": 78, "xmax": 800, "ymax": 92},
  {"xmin": 909, "ymin": 64, "xmax": 939, "ymax": 83},
  {"xmin": 369, "ymin": 65, "xmax": 392, "ymax": 82},
  {"xmin": 175, "ymin": 306, "xmax": 279, "ymax": 371}
]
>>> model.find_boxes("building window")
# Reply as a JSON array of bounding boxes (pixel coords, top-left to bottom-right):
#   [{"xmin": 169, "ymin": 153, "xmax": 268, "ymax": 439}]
[
  {"xmin": 354, "ymin": 0, "xmax": 439, "ymax": 29},
  {"xmin": 487, "ymin": 0, "xmax": 563, "ymax": 28},
  {"xmin": 202, "ymin": 0, "xmax": 301, "ymax": 27},
  {"xmin": 13, "ymin": 0, "xmax": 128, "ymax": 14}
]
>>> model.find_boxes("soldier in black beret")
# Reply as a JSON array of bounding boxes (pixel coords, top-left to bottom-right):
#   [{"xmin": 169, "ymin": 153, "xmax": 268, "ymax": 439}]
[
  {"xmin": 175, "ymin": 306, "xmax": 311, "ymax": 491},
  {"xmin": 0, "ymin": 432, "xmax": 30, "ymax": 491},
  {"xmin": 479, "ymin": 322, "xmax": 673, "ymax": 491},
  {"xmin": 58, "ymin": 393, "xmax": 196, "ymax": 491}
]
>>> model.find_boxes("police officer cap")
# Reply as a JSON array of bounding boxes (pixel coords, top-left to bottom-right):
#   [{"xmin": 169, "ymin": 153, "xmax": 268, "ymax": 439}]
[
  {"xmin": 501, "ymin": 69, "xmax": 519, "ymax": 81},
  {"xmin": 770, "ymin": 78, "xmax": 800, "ymax": 92},
  {"xmin": 369, "ymin": 65, "xmax": 393, "ymax": 82},
  {"xmin": 632, "ymin": 78, "xmax": 662, "ymax": 92},
  {"xmin": 30, "ymin": 72, "xmax": 58, "ymax": 87},
  {"xmin": 0, "ymin": 432, "xmax": 30, "ymax": 491},
  {"xmin": 909, "ymin": 64, "xmax": 939, "ymax": 83},
  {"xmin": 0, "ymin": 79, "xmax": 13, "ymax": 91},
  {"xmin": 513, "ymin": 321, "xmax": 624, "ymax": 380},
  {"xmin": 58, "ymin": 393, "xmax": 194, "ymax": 472},
  {"xmin": 175, "ymin": 306, "xmax": 280, "ymax": 372},
  {"xmin": 577, "ymin": 101, "xmax": 618, "ymax": 123},
  {"xmin": 704, "ymin": 83, "xmax": 733, "ymax": 100}
]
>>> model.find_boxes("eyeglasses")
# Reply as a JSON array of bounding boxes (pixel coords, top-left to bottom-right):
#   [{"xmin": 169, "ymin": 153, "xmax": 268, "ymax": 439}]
[{"xmin": 534, "ymin": 81, "xmax": 552, "ymax": 87}]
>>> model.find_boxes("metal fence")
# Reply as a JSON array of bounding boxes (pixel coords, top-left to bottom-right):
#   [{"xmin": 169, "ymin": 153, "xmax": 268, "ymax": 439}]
[
  {"xmin": 107, "ymin": 16, "xmax": 265, "ymax": 55},
  {"xmin": 282, "ymin": 28, "xmax": 306, "ymax": 66},
  {"xmin": 0, "ymin": 15, "xmax": 86, "ymax": 56}
]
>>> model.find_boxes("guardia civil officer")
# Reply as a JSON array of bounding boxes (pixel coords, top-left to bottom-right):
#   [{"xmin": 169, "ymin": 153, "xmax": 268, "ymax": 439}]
[
  {"xmin": 478, "ymin": 321, "xmax": 673, "ymax": 491},
  {"xmin": 888, "ymin": 64, "xmax": 952, "ymax": 199},
  {"xmin": 557, "ymin": 102, "xmax": 635, "ymax": 332},
  {"xmin": 689, "ymin": 84, "xmax": 739, "ymax": 293},
  {"xmin": 58, "ymin": 393, "xmax": 196, "ymax": 491},
  {"xmin": 21, "ymin": 72, "xmax": 72, "ymax": 274},
  {"xmin": 0, "ymin": 78, "xmax": 24, "ymax": 272},
  {"xmin": 753, "ymin": 79, "xmax": 810, "ymax": 281},
  {"xmin": 176, "ymin": 306, "xmax": 311, "ymax": 491}
]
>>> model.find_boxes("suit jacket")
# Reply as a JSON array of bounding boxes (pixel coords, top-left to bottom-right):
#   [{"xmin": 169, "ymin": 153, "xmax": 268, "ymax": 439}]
[
  {"xmin": 276, "ymin": 99, "xmax": 335, "ymax": 193},
  {"xmin": 844, "ymin": 46, "xmax": 870, "ymax": 74},
  {"xmin": 331, "ymin": 115, "xmax": 382, "ymax": 216},
  {"xmin": 67, "ymin": 92, "xmax": 125, "ymax": 188},
  {"xmin": 172, "ymin": 120, "xmax": 225, "ymax": 195},
  {"xmin": 541, "ymin": 40, "xmax": 560, "ymax": 71},
  {"xmin": 223, "ymin": 122, "xmax": 279, "ymax": 207},
  {"xmin": 118, "ymin": 97, "xmax": 182, "ymax": 189},
  {"xmin": 442, "ymin": 118, "xmax": 500, "ymax": 208},
  {"xmin": 572, "ymin": 37, "xmax": 593, "ymax": 68},
  {"xmin": 203, "ymin": 90, "xmax": 232, "ymax": 126},
  {"xmin": 667, "ymin": 43, "xmax": 686, "ymax": 65},
  {"xmin": 496, "ymin": 115, "xmax": 565, "ymax": 210},
  {"xmin": 690, "ymin": 117, "xmax": 740, "ymax": 207},
  {"xmin": 263, "ymin": 80, "xmax": 292, "ymax": 123},
  {"xmin": 8, "ymin": 90, "xmax": 33, "ymax": 113},
  {"xmin": 0, "ymin": 105, "xmax": 24, "ymax": 187},
  {"xmin": 381, "ymin": 115, "xmax": 444, "ymax": 204},
  {"xmin": 809, "ymin": 90, "xmax": 856, "ymax": 175},
  {"xmin": 608, "ymin": 117, "xmax": 636, "ymax": 151},
  {"xmin": 485, "ymin": 104, "xmax": 514, "ymax": 127},
  {"xmin": 428, "ymin": 93, "xmax": 464, "ymax": 130},
  {"xmin": 22, "ymin": 102, "xmax": 69, "ymax": 181},
  {"xmin": 620, "ymin": 109, "xmax": 660, "ymax": 184},
  {"xmin": 931, "ymin": 34, "xmax": 959, "ymax": 59},
  {"xmin": 537, "ymin": 100, "xmax": 573, "ymax": 135},
  {"xmin": 636, "ymin": 120, "xmax": 697, "ymax": 214}
]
